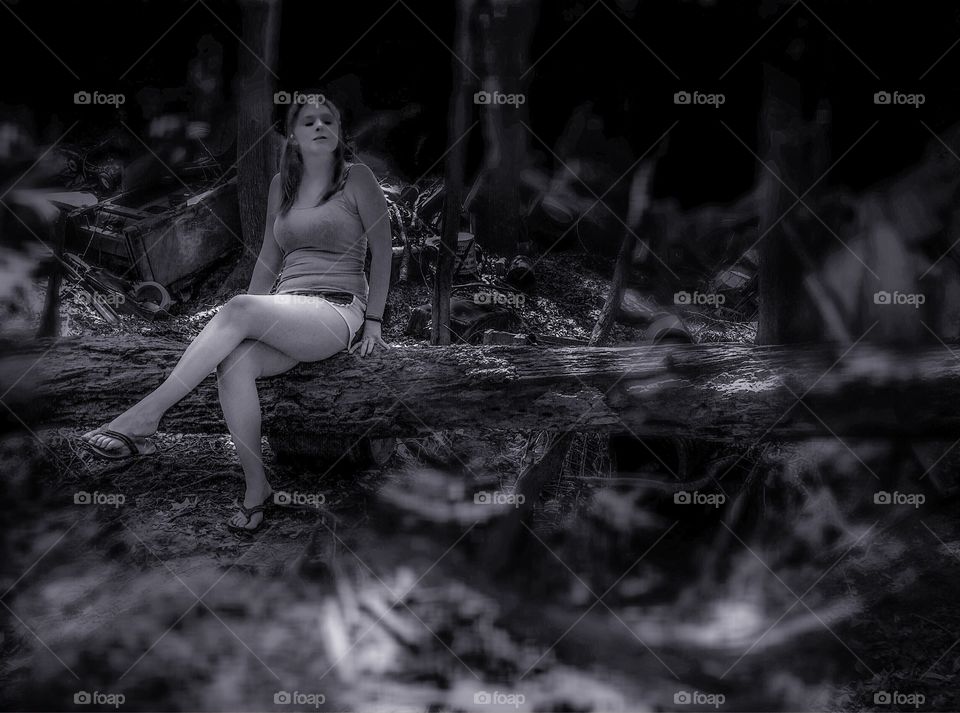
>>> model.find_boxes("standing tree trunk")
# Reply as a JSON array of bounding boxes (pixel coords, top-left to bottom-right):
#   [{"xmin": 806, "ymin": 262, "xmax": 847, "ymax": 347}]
[
  {"xmin": 220, "ymin": 0, "xmax": 281, "ymax": 295},
  {"xmin": 433, "ymin": 0, "xmax": 475, "ymax": 345},
  {"xmin": 473, "ymin": 0, "xmax": 538, "ymax": 257},
  {"xmin": 756, "ymin": 63, "xmax": 833, "ymax": 344}
]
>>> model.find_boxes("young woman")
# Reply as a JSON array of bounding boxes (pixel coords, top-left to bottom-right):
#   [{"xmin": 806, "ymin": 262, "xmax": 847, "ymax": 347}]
[{"xmin": 80, "ymin": 92, "xmax": 393, "ymax": 532}]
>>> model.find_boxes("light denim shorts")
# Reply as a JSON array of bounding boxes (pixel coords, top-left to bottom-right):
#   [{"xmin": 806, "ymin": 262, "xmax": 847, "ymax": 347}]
[
  {"xmin": 278, "ymin": 290, "xmax": 366, "ymax": 346},
  {"xmin": 325, "ymin": 294, "xmax": 366, "ymax": 345}
]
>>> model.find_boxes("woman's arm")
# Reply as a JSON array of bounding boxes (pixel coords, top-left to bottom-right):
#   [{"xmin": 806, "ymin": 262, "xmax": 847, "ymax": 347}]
[
  {"xmin": 246, "ymin": 173, "xmax": 284, "ymax": 295},
  {"xmin": 347, "ymin": 163, "xmax": 392, "ymax": 321}
]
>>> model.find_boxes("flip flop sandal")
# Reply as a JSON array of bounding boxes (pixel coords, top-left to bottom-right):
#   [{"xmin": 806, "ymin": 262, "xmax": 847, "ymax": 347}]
[
  {"xmin": 81, "ymin": 429, "xmax": 157, "ymax": 460},
  {"xmin": 227, "ymin": 502, "xmax": 270, "ymax": 534}
]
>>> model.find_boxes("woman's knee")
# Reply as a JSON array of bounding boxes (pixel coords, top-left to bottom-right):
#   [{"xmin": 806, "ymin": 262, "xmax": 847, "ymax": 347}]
[{"xmin": 219, "ymin": 294, "xmax": 257, "ymax": 324}]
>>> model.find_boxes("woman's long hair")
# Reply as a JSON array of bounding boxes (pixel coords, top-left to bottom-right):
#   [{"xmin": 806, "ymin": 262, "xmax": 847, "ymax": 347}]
[{"xmin": 278, "ymin": 90, "xmax": 356, "ymax": 215}]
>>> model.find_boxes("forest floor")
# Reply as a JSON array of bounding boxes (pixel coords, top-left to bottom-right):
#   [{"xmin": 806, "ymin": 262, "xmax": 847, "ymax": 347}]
[{"xmin": 2, "ymin": 249, "xmax": 959, "ymax": 712}]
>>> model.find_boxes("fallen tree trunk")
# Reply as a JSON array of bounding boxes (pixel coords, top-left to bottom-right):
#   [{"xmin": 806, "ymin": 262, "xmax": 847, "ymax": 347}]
[{"xmin": 4, "ymin": 336, "xmax": 960, "ymax": 441}]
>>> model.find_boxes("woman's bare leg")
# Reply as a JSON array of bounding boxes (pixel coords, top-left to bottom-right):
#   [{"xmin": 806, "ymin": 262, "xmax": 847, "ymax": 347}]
[
  {"xmin": 217, "ymin": 339, "xmax": 298, "ymax": 530},
  {"xmin": 82, "ymin": 294, "xmax": 352, "ymax": 452}
]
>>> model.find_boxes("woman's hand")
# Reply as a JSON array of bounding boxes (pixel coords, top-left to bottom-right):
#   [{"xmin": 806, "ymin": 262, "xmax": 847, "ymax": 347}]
[{"xmin": 349, "ymin": 320, "xmax": 391, "ymax": 357}]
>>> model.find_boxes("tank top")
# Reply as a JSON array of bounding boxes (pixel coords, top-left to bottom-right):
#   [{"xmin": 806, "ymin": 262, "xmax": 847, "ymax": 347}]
[{"xmin": 271, "ymin": 165, "xmax": 369, "ymax": 301}]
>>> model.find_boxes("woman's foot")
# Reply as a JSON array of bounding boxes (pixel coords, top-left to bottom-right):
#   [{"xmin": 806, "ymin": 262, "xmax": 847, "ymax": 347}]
[
  {"xmin": 81, "ymin": 410, "xmax": 161, "ymax": 454},
  {"xmin": 227, "ymin": 483, "xmax": 275, "ymax": 532}
]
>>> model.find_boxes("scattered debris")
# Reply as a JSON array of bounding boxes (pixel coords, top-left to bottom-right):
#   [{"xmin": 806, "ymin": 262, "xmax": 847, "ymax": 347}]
[
  {"xmin": 482, "ymin": 329, "xmax": 532, "ymax": 346},
  {"xmin": 61, "ymin": 252, "xmax": 172, "ymax": 322},
  {"xmin": 644, "ymin": 313, "xmax": 694, "ymax": 344},
  {"xmin": 504, "ymin": 254, "xmax": 536, "ymax": 292},
  {"xmin": 405, "ymin": 297, "xmax": 522, "ymax": 344},
  {"xmin": 64, "ymin": 176, "xmax": 240, "ymax": 300}
]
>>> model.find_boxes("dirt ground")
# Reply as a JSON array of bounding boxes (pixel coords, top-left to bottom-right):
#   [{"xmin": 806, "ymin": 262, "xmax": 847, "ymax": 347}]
[{"xmin": 2, "ymin": 251, "xmax": 959, "ymax": 711}]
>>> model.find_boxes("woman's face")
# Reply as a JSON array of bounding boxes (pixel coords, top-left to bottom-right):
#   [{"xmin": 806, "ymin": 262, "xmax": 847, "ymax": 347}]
[{"xmin": 292, "ymin": 101, "xmax": 340, "ymax": 157}]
